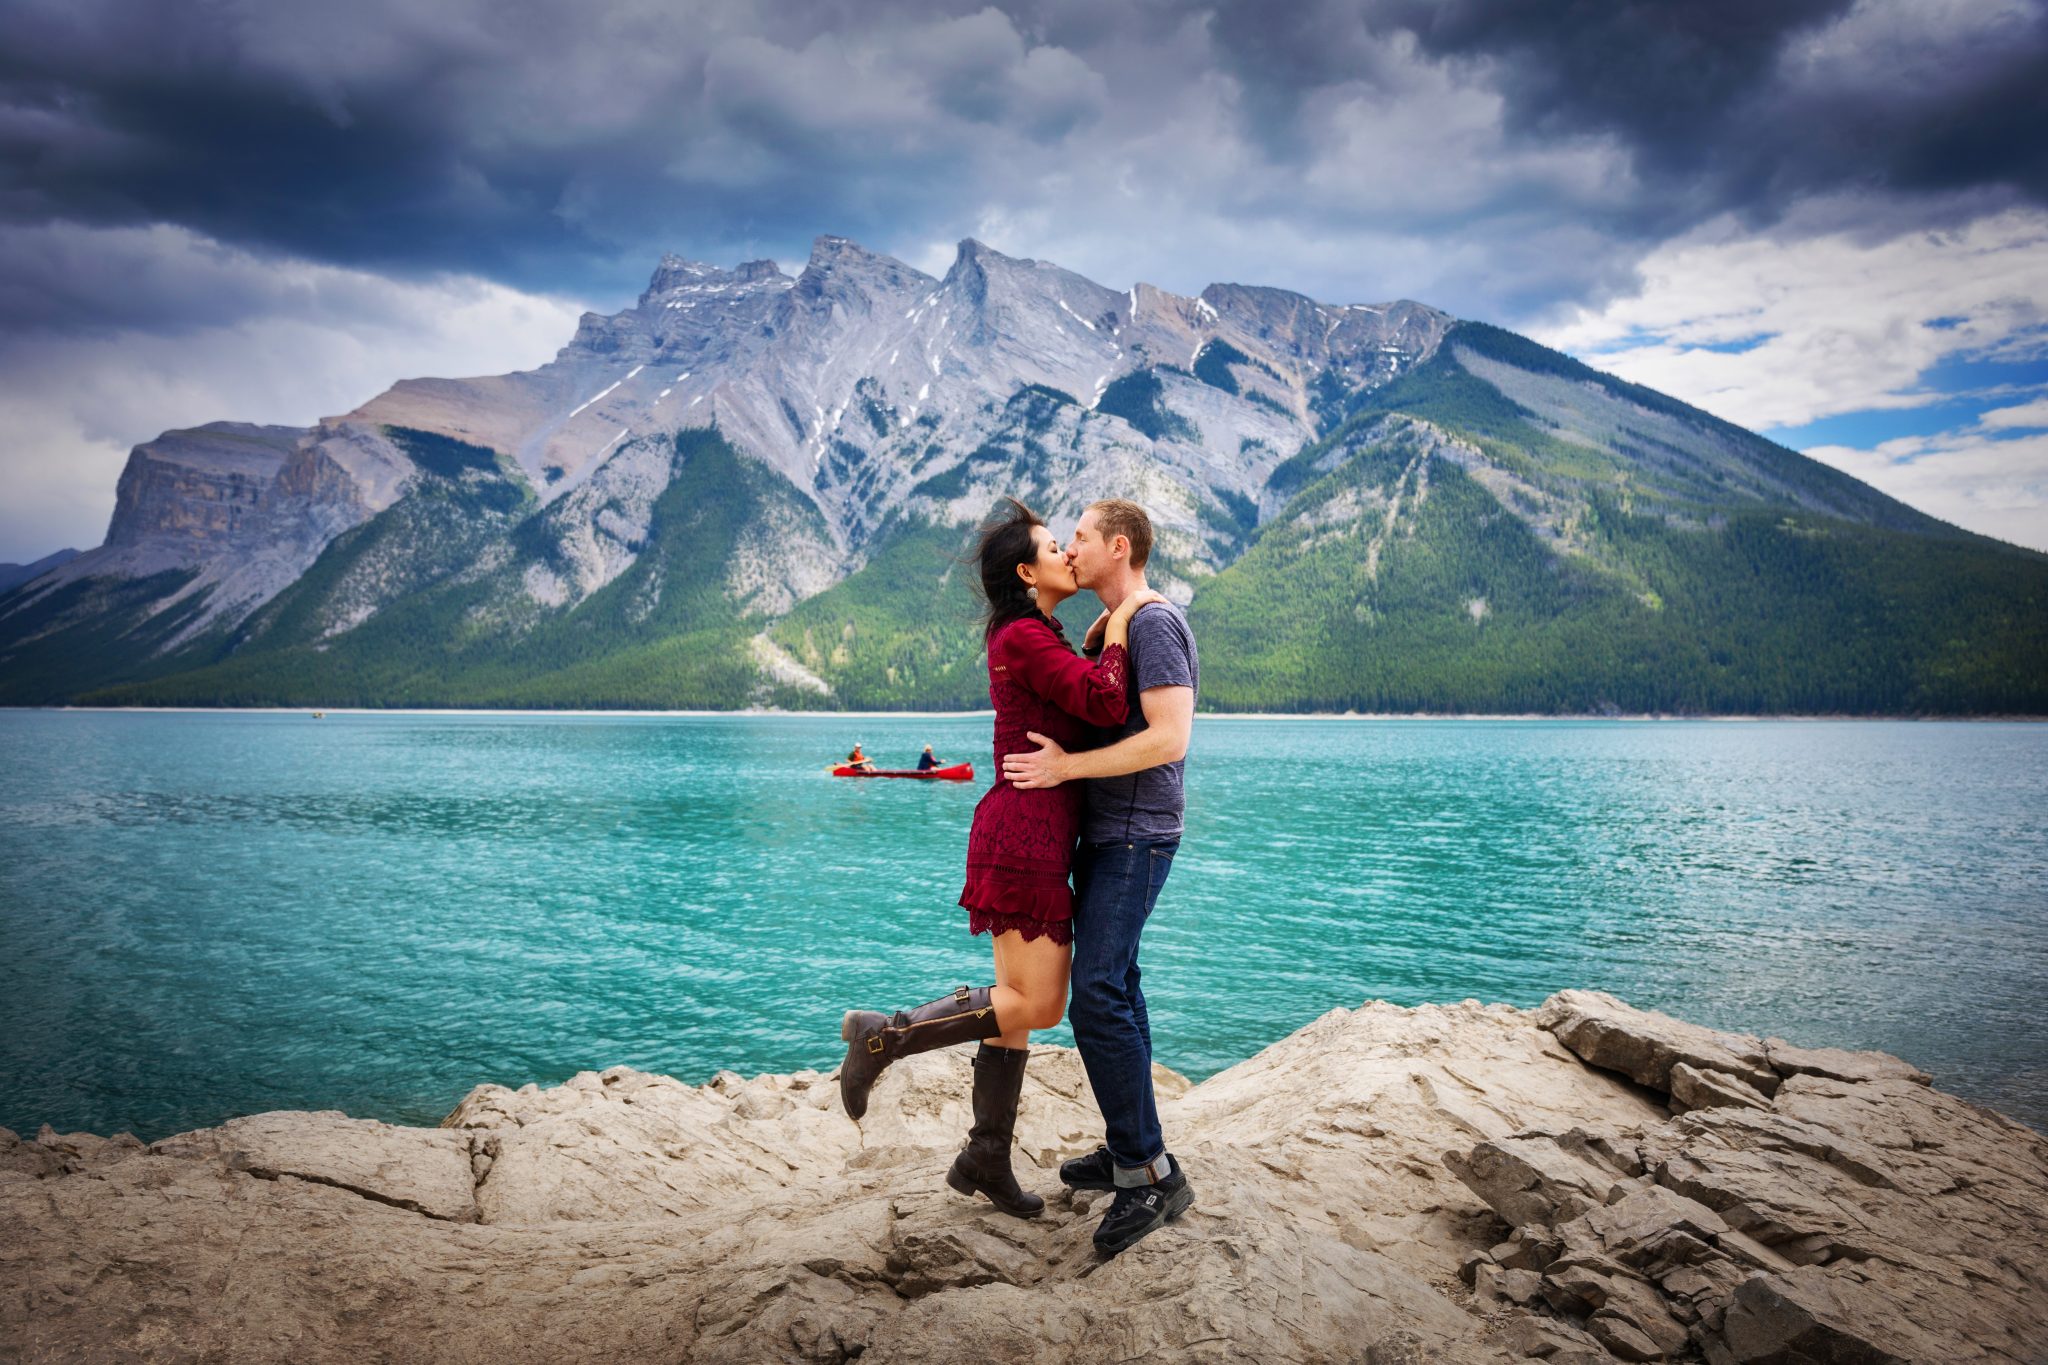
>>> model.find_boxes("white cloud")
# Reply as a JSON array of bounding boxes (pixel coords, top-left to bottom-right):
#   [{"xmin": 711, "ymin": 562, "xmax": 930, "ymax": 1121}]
[
  {"xmin": 1980, "ymin": 397, "xmax": 2048, "ymax": 430},
  {"xmin": 1806, "ymin": 429, "xmax": 2048, "ymax": 553},
  {"xmin": 0, "ymin": 224, "xmax": 585, "ymax": 563},
  {"xmin": 1528, "ymin": 204, "xmax": 2048, "ymax": 551},
  {"xmin": 1534, "ymin": 204, "xmax": 2048, "ymax": 432}
]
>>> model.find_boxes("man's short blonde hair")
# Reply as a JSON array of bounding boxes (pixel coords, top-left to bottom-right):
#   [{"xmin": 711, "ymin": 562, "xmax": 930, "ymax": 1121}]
[{"xmin": 1086, "ymin": 498, "xmax": 1154, "ymax": 569}]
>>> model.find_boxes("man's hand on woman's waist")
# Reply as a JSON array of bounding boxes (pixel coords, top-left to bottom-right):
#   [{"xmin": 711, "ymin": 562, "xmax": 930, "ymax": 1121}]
[{"xmin": 1002, "ymin": 686, "xmax": 1193, "ymax": 789}]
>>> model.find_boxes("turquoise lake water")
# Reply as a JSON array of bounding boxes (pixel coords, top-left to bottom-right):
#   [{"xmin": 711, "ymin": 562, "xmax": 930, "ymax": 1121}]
[{"xmin": 1, "ymin": 711, "xmax": 2043, "ymax": 1140}]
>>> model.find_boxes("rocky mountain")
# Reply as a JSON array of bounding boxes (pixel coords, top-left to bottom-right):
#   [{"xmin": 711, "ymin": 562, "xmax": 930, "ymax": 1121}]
[
  {"xmin": 1, "ymin": 235, "xmax": 2041, "ymax": 712},
  {"xmin": 6, "ymin": 991, "xmax": 2044, "ymax": 1362}
]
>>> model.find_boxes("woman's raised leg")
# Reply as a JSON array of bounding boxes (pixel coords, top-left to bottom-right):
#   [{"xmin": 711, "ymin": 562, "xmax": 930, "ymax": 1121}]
[{"xmin": 989, "ymin": 928, "xmax": 1072, "ymax": 1045}]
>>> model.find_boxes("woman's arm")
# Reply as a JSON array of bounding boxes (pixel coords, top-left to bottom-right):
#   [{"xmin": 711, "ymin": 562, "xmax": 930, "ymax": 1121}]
[{"xmin": 997, "ymin": 619, "xmax": 1130, "ymax": 728}]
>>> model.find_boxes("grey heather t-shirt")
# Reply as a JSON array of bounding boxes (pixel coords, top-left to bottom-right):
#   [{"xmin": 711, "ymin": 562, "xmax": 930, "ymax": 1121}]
[{"xmin": 1084, "ymin": 600, "xmax": 1198, "ymax": 845}]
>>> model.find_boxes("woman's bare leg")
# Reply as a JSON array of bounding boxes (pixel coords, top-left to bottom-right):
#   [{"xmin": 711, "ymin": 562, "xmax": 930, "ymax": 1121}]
[{"xmin": 989, "ymin": 929, "xmax": 1072, "ymax": 1048}]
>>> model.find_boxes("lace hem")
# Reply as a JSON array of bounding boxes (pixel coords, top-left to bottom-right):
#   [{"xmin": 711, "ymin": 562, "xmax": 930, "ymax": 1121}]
[{"xmin": 966, "ymin": 909, "xmax": 1074, "ymax": 946}]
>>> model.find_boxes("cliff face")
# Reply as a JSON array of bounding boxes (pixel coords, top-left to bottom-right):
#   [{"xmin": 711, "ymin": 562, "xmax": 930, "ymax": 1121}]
[
  {"xmin": 3, "ymin": 992, "xmax": 2041, "ymax": 1363},
  {"xmin": 102, "ymin": 422, "xmax": 296, "ymax": 553},
  {"xmin": 0, "ymin": 419, "xmax": 419, "ymax": 677}
]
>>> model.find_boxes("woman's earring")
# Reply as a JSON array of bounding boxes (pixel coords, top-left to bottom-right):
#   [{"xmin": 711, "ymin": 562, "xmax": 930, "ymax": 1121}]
[{"xmin": 1026, "ymin": 586, "xmax": 1039, "ymax": 602}]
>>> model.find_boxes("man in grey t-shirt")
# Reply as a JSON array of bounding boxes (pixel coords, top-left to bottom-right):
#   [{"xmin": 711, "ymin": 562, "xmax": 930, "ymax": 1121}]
[
  {"xmin": 1084, "ymin": 602, "xmax": 1197, "ymax": 844},
  {"xmin": 1001, "ymin": 498, "xmax": 1197, "ymax": 1257}
]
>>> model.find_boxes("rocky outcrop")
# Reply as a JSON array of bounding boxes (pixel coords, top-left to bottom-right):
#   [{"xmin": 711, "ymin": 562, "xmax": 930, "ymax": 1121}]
[
  {"xmin": 1450, "ymin": 992, "xmax": 2040, "ymax": 1364},
  {"xmin": 2, "ymin": 995, "xmax": 2041, "ymax": 1363}
]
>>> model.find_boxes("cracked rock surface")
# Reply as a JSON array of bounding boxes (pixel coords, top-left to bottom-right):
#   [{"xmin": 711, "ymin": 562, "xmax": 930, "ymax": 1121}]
[
  {"xmin": 3, "ymin": 994, "xmax": 2041, "ymax": 1363},
  {"xmin": 1454, "ymin": 992, "xmax": 2045, "ymax": 1364}
]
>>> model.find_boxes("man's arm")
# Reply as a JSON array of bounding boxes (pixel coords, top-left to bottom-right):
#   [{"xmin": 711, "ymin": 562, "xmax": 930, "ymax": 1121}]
[{"xmin": 1001, "ymin": 685, "xmax": 1193, "ymax": 788}]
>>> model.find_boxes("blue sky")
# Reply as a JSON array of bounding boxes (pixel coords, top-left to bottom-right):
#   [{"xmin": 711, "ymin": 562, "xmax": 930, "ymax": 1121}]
[{"xmin": 1, "ymin": 0, "xmax": 2044, "ymax": 557}]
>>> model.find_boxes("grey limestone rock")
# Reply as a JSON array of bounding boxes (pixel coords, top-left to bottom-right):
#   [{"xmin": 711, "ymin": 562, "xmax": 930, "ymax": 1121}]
[
  {"xmin": 1534, "ymin": 990, "xmax": 1780, "ymax": 1097},
  {"xmin": 1444, "ymin": 1132, "xmax": 1625, "ymax": 1230},
  {"xmin": 1497, "ymin": 1308, "xmax": 1611, "ymax": 1361},
  {"xmin": 1443, "ymin": 991, "xmax": 2048, "ymax": 1365},
  {"xmin": 147, "ymin": 1110, "xmax": 479, "ymax": 1223},
  {"xmin": 1719, "ymin": 1267, "xmax": 1926, "ymax": 1363},
  {"xmin": 5, "ymin": 995, "xmax": 2043, "ymax": 1363},
  {"xmin": 1669, "ymin": 1062, "xmax": 1773, "ymax": 1113},
  {"xmin": 1762, "ymin": 1040, "xmax": 1932, "ymax": 1088}
]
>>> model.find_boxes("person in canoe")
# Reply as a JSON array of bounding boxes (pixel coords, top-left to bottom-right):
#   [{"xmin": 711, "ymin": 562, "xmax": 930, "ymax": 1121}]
[
  {"xmin": 844, "ymin": 742, "xmax": 877, "ymax": 773},
  {"xmin": 916, "ymin": 744, "xmax": 941, "ymax": 771},
  {"xmin": 835, "ymin": 496, "xmax": 1164, "ymax": 1220}
]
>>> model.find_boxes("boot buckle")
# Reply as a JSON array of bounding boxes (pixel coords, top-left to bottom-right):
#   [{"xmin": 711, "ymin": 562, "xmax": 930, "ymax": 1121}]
[
  {"xmin": 866, "ymin": 1036, "xmax": 886, "ymax": 1055},
  {"xmin": 953, "ymin": 986, "xmax": 972, "ymax": 1005}
]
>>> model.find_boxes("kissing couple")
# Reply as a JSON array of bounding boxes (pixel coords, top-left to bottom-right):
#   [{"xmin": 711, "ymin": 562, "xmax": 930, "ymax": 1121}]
[{"xmin": 835, "ymin": 496, "xmax": 1199, "ymax": 1259}]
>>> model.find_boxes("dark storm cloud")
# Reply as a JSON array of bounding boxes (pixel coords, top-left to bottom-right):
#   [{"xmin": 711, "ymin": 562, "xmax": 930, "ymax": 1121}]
[
  {"xmin": 1207, "ymin": 0, "xmax": 2048, "ymax": 232},
  {"xmin": 0, "ymin": 0, "xmax": 1103, "ymax": 309},
  {"xmin": 1, "ymin": 0, "xmax": 2043, "ymax": 325},
  {"xmin": 1441, "ymin": 0, "xmax": 2047, "ymax": 211}
]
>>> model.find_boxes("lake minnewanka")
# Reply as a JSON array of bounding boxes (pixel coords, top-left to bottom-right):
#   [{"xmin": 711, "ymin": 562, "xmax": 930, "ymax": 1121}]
[{"xmin": 2, "ymin": 711, "xmax": 2042, "ymax": 1140}]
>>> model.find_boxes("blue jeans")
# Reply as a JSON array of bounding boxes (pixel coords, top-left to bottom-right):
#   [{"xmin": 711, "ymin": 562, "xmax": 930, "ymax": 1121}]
[{"xmin": 1069, "ymin": 838, "xmax": 1178, "ymax": 1175}]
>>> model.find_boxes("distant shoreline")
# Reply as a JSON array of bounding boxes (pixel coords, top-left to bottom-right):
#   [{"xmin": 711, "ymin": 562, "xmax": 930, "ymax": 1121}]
[{"xmin": 13, "ymin": 705, "xmax": 2047, "ymax": 722}]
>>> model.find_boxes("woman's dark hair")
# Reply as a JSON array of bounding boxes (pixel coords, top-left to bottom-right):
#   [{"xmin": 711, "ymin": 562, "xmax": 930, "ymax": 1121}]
[{"xmin": 973, "ymin": 496, "xmax": 1045, "ymax": 640}]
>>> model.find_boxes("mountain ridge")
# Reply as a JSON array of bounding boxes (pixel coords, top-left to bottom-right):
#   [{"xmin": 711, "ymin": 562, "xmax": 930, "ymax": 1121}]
[
  {"xmin": 2, "ymin": 235, "xmax": 2041, "ymax": 713},
  {"xmin": 0, "ymin": 549, "xmax": 79, "ymax": 595}
]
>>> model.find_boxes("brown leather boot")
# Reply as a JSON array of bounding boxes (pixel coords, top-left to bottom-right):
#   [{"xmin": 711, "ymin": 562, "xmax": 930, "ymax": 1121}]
[
  {"xmin": 945, "ymin": 1043, "xmax": 1045, "ymax": 1218},
  {"xmin": 838, "ymin": 985, "xmax": 1001, "ymax": 1120}
]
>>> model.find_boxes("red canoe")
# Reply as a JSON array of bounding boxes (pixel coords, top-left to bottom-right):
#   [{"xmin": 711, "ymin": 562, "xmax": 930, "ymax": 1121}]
[{"xmin": 832, "ymin": 762, "xmax": 974, "ymax": 781}]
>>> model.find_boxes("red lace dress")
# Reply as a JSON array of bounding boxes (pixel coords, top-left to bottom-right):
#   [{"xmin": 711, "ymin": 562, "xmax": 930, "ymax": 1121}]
[{"xmin": 959, "ymin": 615, "xmax": 1130, "ymax": 945}]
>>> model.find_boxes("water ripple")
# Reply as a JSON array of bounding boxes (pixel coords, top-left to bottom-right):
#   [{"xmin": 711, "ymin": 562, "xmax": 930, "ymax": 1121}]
[{"xmin": 1, "ymin": 711, "xmax": 2043, "ymax": 1138}]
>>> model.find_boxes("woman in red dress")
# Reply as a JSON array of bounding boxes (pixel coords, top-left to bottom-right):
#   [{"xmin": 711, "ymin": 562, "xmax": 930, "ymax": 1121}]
[{"xmin": 837, "ymin": 498, "xmax": 1163, "ymax": 1217}]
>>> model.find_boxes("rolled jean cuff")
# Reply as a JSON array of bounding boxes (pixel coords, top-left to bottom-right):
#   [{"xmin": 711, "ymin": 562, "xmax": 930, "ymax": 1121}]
[{"xmin": 1112, "ymin": 1152, "xmax": 1173, "ymax": 1187}]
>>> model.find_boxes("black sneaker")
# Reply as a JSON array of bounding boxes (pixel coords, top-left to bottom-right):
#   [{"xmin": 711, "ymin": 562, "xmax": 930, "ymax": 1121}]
[
  {"xmin": 1092, "ymin": 1169, "xmax": 1194, "ymax": 1258},
  {"xmin": 1059, "ymin": 1146, "xmax": 1117, "ymax": 1191}
]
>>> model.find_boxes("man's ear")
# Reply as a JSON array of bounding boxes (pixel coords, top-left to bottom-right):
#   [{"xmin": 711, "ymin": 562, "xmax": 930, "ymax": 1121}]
[{"xmin": 1110, "ymin": 534, "xmax": 1130, "ymax": 562}]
